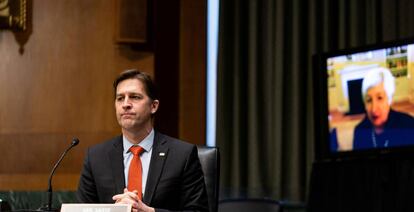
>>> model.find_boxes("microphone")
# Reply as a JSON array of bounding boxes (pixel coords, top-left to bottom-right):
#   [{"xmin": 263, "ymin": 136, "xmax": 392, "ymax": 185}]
[{"xmin": 40, "ymin": 138, "xmax": 80, "ymax": 212}]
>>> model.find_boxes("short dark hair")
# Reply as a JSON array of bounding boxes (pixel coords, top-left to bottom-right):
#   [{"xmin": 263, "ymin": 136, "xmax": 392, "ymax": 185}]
[{"xmin": 113, "ymin": 69, "xmax": 158, "ymax": 100}]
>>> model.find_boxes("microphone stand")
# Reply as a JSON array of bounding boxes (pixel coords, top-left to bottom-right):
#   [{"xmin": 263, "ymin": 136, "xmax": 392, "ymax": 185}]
[{"xmin": 38, "ymin": 138, "xmax": 79, "ymax": 212}]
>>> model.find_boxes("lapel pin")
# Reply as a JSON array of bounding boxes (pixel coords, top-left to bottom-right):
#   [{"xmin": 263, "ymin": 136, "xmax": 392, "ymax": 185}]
[{"xmin": 159, "ymin": 152, "xmax": 165, "ymax": 156}]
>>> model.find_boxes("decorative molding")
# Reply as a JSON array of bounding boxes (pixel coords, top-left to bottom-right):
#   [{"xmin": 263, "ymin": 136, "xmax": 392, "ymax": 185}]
[
  {"xmin": 115, "ymin": 0, "xmax": 152, "ymax": 49},
  {"xmin": 0, "ymin": 0, "xmax": 26, "ymax": 30}
]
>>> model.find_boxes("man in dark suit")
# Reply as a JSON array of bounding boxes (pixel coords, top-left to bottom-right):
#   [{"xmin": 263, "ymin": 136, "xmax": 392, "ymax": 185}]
[{"xmin": 77, "ymin": 70, "xmax": 208, "ymax": 212}]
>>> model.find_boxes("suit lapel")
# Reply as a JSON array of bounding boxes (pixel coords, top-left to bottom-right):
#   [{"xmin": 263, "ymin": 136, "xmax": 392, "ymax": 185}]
[
  {"xmin": 143, "ymin": 132, "xmax": 169, "ymax": 204},
  {"xmin": 108, "ymin": 136, "xmax": 126, "ymax": 195}
]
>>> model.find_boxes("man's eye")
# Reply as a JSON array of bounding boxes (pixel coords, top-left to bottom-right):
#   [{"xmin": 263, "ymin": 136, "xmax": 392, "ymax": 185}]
[
  {"xmin": 116, "ymin": 97, "xmax": 124, "ymax": 101},
  {"xmin": 130, "ymin": 95, "xmax": 142, "ymax": 100}
]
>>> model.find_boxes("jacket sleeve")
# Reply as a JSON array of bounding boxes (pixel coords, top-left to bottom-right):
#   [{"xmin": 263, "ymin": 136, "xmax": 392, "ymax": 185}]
[{"xmin": 77, "ymin": 148, "xmax": 99, "ymax": 203}]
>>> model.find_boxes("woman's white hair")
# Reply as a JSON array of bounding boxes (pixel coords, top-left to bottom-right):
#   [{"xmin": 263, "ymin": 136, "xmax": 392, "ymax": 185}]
[{"xmin": 361, "ymin": 67, "xmax": 395, "ymax": 105}]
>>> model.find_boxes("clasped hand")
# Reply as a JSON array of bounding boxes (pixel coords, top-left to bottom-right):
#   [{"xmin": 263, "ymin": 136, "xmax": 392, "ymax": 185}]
[{"xmin": 112, "ymin": 188, "xmax": 155, "ymax": 212}]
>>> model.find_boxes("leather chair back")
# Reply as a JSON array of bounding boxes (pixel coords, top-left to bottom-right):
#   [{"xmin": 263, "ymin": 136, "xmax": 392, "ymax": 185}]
[{"xmin": 197, "ymin": 146, "xmax": 220, "ymax": 212}]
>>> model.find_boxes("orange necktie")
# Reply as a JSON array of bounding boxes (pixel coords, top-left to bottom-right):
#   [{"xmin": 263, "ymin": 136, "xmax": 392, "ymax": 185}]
[{"xmin": 128, "ymin": 146, "xmax": 145, "ymax": 200}]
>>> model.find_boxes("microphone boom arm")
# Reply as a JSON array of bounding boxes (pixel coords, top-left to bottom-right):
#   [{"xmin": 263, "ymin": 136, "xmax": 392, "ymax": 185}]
[{"xmin": 44, "ymin": 138, "xmax": 79, "ymax": 211}]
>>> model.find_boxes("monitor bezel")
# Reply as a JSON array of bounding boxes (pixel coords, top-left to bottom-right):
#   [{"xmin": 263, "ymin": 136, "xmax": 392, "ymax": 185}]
[{"xmin": 313, "ymin": 38, "xmax": 414, "ymax": 161}]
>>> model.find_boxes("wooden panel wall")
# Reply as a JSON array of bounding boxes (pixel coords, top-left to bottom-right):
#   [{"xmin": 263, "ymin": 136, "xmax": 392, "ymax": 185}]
[
  {"xmin": 0, "ymin": 0, "xmax": 154, "ymax": 190},
  {"xmin": 0, "ymin": 0, "xmax": 206, "ymax": 191},
  {"xmin": 179, "ymin": 0, "xmax": 206, "ymax": 145},
  {"xmin": 153, "ymin": 0, "xmax": 180, "ymax": 138}
]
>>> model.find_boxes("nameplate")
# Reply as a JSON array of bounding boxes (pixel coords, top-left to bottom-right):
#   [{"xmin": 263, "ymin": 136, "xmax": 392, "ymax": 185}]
[{"xmin": 61, "ymin": 204, "xmax": 131, "ymax": 212}]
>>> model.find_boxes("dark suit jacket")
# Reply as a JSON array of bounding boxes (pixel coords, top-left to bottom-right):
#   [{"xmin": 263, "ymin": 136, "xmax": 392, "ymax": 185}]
[{"xmin": 77, "ymin": 131, "xmax": 209, "ymax": 212}]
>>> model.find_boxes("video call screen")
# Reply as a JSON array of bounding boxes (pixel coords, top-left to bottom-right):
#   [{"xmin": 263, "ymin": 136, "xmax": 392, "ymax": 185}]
[{"xmin": 326, "ymin": 44, "xmax": 414, "ymax": 152}]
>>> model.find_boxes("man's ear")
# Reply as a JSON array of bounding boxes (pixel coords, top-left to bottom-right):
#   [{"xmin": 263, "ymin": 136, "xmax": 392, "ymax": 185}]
[{"xmin": 151, "ymin": 100, "xmax": 159, "ymax": 114}]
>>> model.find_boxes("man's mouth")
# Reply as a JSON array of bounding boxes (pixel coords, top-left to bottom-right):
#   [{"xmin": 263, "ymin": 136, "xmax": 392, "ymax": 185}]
[{"xmin": 122, "ymin": 113, "xmax": 135, "ymax": 117}]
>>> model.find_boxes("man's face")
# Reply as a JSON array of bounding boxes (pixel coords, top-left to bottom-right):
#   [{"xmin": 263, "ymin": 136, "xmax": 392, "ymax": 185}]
[
  {"xmin": 364, "ymin": 82, "xmax": 391, "ymax": 128},
  {"xmin": 115, "ymin": 79, "xmax": 159, "ymax": 132}
]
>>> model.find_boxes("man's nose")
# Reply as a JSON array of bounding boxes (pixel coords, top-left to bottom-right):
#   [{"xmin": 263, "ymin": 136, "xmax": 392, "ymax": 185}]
[{"xmin": 122, "ymin": 98, "xmax": 132, "ymax": 109}]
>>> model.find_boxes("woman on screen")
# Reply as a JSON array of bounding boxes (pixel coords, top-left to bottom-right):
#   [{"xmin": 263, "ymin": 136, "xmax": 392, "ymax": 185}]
[{"xmin": 352, "ymin": 67, "xmax": 414, "ymax": 150}]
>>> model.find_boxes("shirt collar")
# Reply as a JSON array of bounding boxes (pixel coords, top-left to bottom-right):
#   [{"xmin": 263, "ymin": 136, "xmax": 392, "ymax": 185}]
[{"xmin": 123, "ymin": 129, "xmax": 154, "ymax": 154}]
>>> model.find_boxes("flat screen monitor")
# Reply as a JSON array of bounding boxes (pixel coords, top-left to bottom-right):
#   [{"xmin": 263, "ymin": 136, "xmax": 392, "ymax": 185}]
[{"xmin": 313, "ymin": 39, "xmax": 414, "ymax": 160}]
